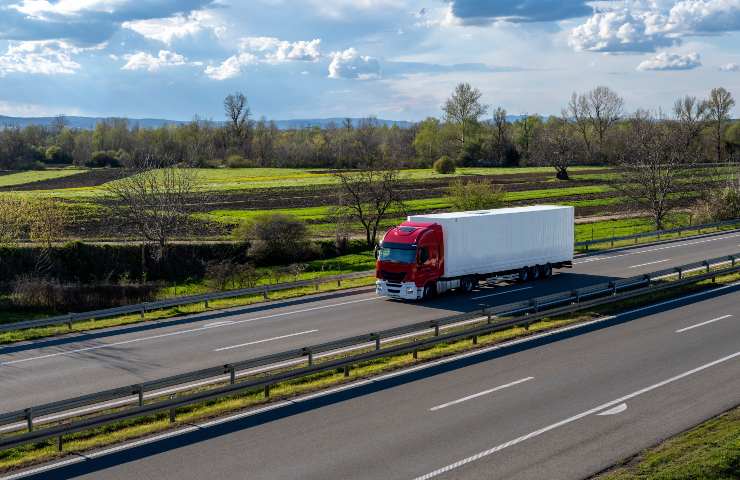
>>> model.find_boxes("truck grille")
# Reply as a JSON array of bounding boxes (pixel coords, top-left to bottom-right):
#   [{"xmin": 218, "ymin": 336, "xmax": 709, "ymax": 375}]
[{"xmin": 379, "ymin": 270, "xmax": 406, "ymax": 282}]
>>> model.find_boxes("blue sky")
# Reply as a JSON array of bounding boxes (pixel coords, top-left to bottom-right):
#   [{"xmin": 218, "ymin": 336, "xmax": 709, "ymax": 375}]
[{"xmin": 0, "ymin": 0, "xmax": 738, "ymax": 121}]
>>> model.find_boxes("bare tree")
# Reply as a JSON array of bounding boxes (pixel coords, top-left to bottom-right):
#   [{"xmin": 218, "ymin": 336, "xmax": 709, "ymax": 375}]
[
  {"xmin": 612, "ymin": 110, "xmax": 695, "ymax": 229},
  {"xmin": 334, "ymin": 166, "xmax": 405, "ymax": 248},
  {"xmin": 106, "ymin": 157, "xmax": 203, "ymax": 259},
  {"xmin": 443, "ymin": 83, "xmax": 487, "ymax": 148},
  {"xmin": 531, "ymin": 117, "xmax": 583, "ymax": 180},
  {"xmin": 706, "ymin": 87, "xmax": 736, "ymax": 163},
  {"xmin": 224, "ymin": 92, "xmax": 251, "ymax": 153},
  {"xmin": 566, "ymin": 86, "xmax": 623, "ymax": 161},
  {"xmin": 673, "ymin": 95, "xmax": 708, "ymax": 150}
]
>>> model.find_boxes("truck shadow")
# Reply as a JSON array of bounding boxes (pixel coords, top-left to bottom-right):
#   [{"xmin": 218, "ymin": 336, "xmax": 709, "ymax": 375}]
[{"xmin": 23, "ymin": 281, "xmax": 739, "ymax": 480}]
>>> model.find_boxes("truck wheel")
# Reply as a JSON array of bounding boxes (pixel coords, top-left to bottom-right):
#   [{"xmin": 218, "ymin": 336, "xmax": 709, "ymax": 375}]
[
  {"xmin": 531, "ymin": 265, "xmax": 541, "ymax": 281},
  {"xmin": 541, "ymin": 263, "xmax": 553, "ymax": 278},
  {"xmin": 518, "ymin": 267, "xmax": 530, "ymax": 283},
  {"xmin": 423, "ymin": 283, "xmax": 436, "ymax": 300}
]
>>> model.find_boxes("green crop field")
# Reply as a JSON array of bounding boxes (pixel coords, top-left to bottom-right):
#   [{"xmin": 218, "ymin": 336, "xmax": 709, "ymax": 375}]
[{"xmin": 0, "ymin": 169, "xmax": 87, "ymax": 188}]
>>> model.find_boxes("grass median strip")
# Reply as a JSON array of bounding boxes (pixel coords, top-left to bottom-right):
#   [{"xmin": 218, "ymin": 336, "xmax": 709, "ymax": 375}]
[
  {"xmin": 2, "ymin": 270, "xmax": 739, "ymax": 474},
  {"xmin": 593, "ymin": 404, "xmax": 740, "ymax": 480}
]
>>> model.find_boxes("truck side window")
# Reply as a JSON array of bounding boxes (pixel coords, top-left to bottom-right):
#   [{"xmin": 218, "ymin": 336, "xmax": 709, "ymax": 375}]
[{"xmin": 418, "ymin": 247, "xmax": 429, "ymax": 264}]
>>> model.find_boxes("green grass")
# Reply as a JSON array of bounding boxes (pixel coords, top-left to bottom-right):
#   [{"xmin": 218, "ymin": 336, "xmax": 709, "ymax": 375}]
[
  {"xmin": 0, "ymin": 169, "xmax": 87, "ymax": 188},
  {"xmin": 597, "ymin": 405, "xmax": 740, "ymax": 480}
]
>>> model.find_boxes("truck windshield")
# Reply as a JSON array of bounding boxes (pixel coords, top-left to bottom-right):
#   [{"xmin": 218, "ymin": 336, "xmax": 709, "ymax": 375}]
[{"xmin": 378, "ymin": 247, "xmax": 416, "ymax": 264}]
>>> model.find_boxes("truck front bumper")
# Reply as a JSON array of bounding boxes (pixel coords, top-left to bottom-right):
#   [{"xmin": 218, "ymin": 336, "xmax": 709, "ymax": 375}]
[{"xmin": 375, "ymin": 280, "xmax": 423, "ymax": 300}]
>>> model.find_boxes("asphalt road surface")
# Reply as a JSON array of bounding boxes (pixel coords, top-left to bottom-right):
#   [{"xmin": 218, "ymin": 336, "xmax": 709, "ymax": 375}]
[
  {"xmin": 10, "ymin": 274, "xmax": 740, "ymax": 479},
  {"xmin": 2, "ymin": 231, "xmax": 739, "ymax": 411}
]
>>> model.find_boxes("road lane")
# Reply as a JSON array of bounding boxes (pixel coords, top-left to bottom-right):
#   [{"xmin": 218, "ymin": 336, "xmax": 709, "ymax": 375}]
[
  {"xmin": 1, "ymin": 230, "xmax": 739, "ymax": 411},
  {"xmin": 11, "ymin": 281, "xmax": 739, "ymax": 480}
]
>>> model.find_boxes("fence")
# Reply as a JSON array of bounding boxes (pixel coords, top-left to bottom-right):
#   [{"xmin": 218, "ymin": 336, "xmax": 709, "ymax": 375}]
[{"xmin": 1, "ymin": 252, "xmax": 738, "ymax": 453}]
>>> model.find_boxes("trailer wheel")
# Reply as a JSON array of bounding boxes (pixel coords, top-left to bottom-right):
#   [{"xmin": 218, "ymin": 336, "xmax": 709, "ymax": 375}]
[
  {"xmin": 461, "ymin": 277, "xmax": 475, "ymax": 293},
  {"xmin": 541, "ymin": 263, "xmax": 553, "ymax": 278},
  {"xmin": 518, "ymin": 267, "xmax": 530, "ymax": 283},
  {"xmin": 531, "ymin": 265, "xmax": 541, "ymax": 281}
]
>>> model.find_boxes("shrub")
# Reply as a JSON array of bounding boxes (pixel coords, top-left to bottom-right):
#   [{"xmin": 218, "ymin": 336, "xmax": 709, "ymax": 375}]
[
  {"xmin": 447, "ymin": 178, "xmax": 506, "ymax": 211},
  {"xmin": 44, "ymin": 146, "xmax": 73, "ymax": 165},
  {"xmin": 86, "ymin": 150, "xmax": 121, "ymax": 168},
  {"xmin": 693, "ymin": 184, "xmax": 740, "ymax": 223},
  {"xmin": 234, "ymin": 214, "xmax": 317, "ymax": 265},
  {"xmin": 226, "ymin": 155, "xmax": 257, "ymax": 168},
  {"xmin": 433, "ymin": 156, "xmax": 456, "ymax": 174}
]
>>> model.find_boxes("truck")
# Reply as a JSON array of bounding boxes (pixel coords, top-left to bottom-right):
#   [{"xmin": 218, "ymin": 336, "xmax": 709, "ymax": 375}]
[{"xmin": 375, "ymin": 205, "xmax": 574, "ymax": 300}]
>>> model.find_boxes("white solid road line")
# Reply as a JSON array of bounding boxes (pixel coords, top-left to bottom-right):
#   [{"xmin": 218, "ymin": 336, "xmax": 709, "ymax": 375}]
[
  {"xmin": 0, "ymin": 297, "xmax": 379, "ymax": 366},
  {"xmin": 429, "ymin": 377, "xmax": 534, "ymax": 411},
  {"xmin": 413, "ymin": 350, "xmax": 740, "ymax": 480},
  {"xmin": 472, "ymin": 287, "xmax": 533, "ymax": 300},
  {"xmin": 573, "ymin": 232, "xmax": 740, "ymax": 265},
  {"xmin": 214, "ymin": 330, "xmax": 319, "ymax": 352},
  {"xmin": 629, "ymin": 259, "xmax": 671, "ymax": 269},
  {"xmin": 675, "ymin": 314, "xmax": 733, "ymax": 334}
]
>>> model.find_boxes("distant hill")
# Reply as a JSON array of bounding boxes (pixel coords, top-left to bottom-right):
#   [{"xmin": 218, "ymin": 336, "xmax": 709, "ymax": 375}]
[{"xmin": 0, "ymin": 115, "xmax": 416, "ymax": 130}]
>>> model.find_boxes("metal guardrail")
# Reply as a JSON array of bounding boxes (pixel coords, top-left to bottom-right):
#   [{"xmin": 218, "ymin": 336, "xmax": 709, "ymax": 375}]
[
  {"xmin": 0, "ymin": 270, "xmax": 376, "ymax": 333},
  {"xmin": 575, "ymin": 218, "xmax": 740, "ymax": 250},
  {"xmin": 1, "ymin": 253, "xmax": 738, "ymax": 453}
]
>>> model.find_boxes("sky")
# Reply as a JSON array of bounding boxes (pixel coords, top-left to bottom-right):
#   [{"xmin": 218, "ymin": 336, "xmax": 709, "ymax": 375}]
[{"xmin": 0, "ymin": 0, "xmax": 739, "ymax": 121}]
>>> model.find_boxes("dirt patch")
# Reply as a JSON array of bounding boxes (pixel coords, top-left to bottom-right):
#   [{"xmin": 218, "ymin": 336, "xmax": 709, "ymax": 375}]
[{"xmin": 0, "ymin": 169, "xmax": 121, "ymax": 191}]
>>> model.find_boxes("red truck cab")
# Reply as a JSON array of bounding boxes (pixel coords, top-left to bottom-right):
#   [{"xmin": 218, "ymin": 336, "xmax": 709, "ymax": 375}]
[{"xmin": 375, "ymin": 222, "xmax": 444, "ymax": 300}]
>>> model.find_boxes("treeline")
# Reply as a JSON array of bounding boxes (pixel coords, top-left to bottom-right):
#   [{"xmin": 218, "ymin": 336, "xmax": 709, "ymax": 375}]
[{"xmin": 0, "ymin": 87, "xmax": 739, "ymax": 172}]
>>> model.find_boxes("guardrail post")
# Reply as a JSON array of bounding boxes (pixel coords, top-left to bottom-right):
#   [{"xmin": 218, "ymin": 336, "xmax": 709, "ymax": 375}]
[
  {"xmin": 433, "ymin": 323, "xmax": 440, "ymax": 337},
  {"xmin": 314, "ymin": 280, "xmax": 320, "ymax": 291},
  {"xmin": 264, "ymin": 384, "xmax": 270, "ymax": 398},
  {"xmin": 66, "ymin": 313, "xmax": 73, "ymax": 329},
  {"xmin": 344, "ymin": 365, "xmax": 350, "ymax": 377},
  {"xmin": 137, "ymin": 384, "xmax": 144, "ymax": 407},
  {"xmin": 732, "ymin": 256, "xmax": 736, "ymax": 267},
  {"xmin": 609, "ymin": 281, "xmax": 617, "ymax": 296},
  {"xmin": 676, "ymin": 267, "xmax": 683, "ymax": 280},
  {"xmin": 140, "ymin": 306, "xmax": 145, "ymax": 319},
  {"xmin": 169, "ymin": 395, "xmax": 176, "ymax": 423},
  {"xmin": 530, "ymin": 298, "xmax": 538, "ymax": 313},
  {"xmin": 373, "ymin": 334, "xmax": 381, "ymax": 351},
  {"xmin": 472, "ymin": 335, "xmax": 478, "ymax": 345},
  {"xmin": 303, "ymin": 348, "xmax": 313, "ymax": 366},
  {"xmin": 229, "ymin": 366, "xmax": 236, "ymax": 385},
  {"xmin": 703, "ymin": 260, "xmax": 710, "ymax": 273},
  {"xmin": 263, "ymin": 287, "xmax": 269, "ymax": 300},
  {"xmin": 413, "ymin": 349, "xmax": 418, "ymax": 359},
  {"xmin": 25, "ymin": 408, "xmax": 33, "ymax": 432},
  {"xmin": 57, "ymin": 435, "xmax": 63, "ymax": 452},
  {"xmin": 337, "ymin": 279, "xmax": 341, "ymax": 287},
  {"xmin": 204, "ymin": 299, "xmax": 209, "ymax": 309}
]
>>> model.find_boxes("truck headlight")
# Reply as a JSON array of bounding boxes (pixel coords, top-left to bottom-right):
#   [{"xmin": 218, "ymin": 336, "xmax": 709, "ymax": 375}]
[{"xmin": 406, "ymin": 286, "xmax": 416, "ymax": 294}]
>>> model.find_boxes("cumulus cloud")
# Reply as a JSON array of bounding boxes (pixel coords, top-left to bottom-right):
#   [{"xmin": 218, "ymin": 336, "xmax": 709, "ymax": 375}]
[
  {"xmin": 448, "ymin": 0, "xmax": 592, "ymax": 24},
  {"xmin": 0, "ymin": 40, "xmax": 82, "ymax": 76},
  {"xmin": 1, "ymin": 0, "xmax": 216, "ymax": 44},
  {"xmin": 239, "ymin": 37, "xmax": 321, "ymax": 63},
  {"xmin": 637, "ymin": 51, "xmax": 702, "ymax": 70},
  {"xmin": 204, "ymin": 52, "xmax": 258, "ymax": 80},
  {"xmin": 570, "ymin": 0, "xmax": 740, "ymax": 53},
  {"xmin": 122, "ymin": 50, "xmax": 189, "ymax": 72},
  {"xmin": 122, "ymin": 11, "xmax": 224, "ymax": 44},
  {"xmin": 719, "ymin": 62, "xmax": 740, "ymax": 71},
  {"xmin": 328, "ymin": 48, "xmax": 380, "ymax": 80}
]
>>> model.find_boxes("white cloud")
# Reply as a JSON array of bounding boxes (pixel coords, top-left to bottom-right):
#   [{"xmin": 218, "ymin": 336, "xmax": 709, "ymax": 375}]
[
  {"xmin": 0, "ymin": 40, "xmax": 82, "ymax": 76},
  {"xmin": 719, "ymin": 62, "xmax": 740, "ymax": 71},
  {"xmin": 204, "ymin": 52, "xmax": 257, "ymax": 80},
  {"xmin": 9, "ymin": 0, "xmax": 124, "ymax": 18},
  {"xmin": 328, "ymin": 48, "xmax": 380, "ymax": 80},
  {"xmin": 122, "ymin": 10, "xmax": 224, "ymax": 44},
  {"xmin": 637, "ymin": 51, "xmax": 702, "ymax": 70},
  {"xmin": 570, "ymin": 0, "xmax": 740, "ymax": 53},
  {"xmin": 239, "ymin": 37, "xmax": 321, "ymax": 63},
  {"xmin": 121, "ymin": 50, "xmax": 188, "ymax": 72}
]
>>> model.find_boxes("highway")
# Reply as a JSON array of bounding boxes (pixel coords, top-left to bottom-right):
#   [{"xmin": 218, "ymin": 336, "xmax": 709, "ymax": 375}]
[
  {"xmin": 10, "ymin": 274, "xmax": 740, "ymax": 479},
  {"xmin": 1, "ymin": 231, "xmax": 740, "ymax": 411}
]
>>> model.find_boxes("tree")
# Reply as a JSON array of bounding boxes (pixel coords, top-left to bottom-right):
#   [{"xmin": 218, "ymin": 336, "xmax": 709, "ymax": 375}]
[
  {"xmin": 44, "ymin": 145, "xmax": 73, "ymax": 164},
  {"xmin": 334, "ymin": 166, "xmax": 405, "ymax": 248},
  {"xmin": 224, "ymin": 92, "xmax": 252, "ymax": 155},
  {"xmin": 413, "ymin": 118, "xmax": 442, "ymax": 164},
  {"xmin": 673, "ymin": 95, "xmax": 708, "ymax": 151},
  {"xmin": 105, "ymin": 157, "xmax": 203, "ymax": 259},
  {"xmin": 566, "ymin": 86, "xmax": 623, "ymax": 161},
  {"xmin": 513, "ymin": 114, "xmax": 541, "ymax": 162},
  {"xmin": 490, "ymin": 107, "xmax": 510, "ymax": 165},
  {"xmin": 433, "ymin": 156, "xmax": 456, "ymax": 174},
  {"xmin": 443, "ymin": 83, "xmax": 487, "ymax": 149},
  {"xmin": 234, "ymin": 214, "xmax": 314, "ymax": 265},
  {"xmin": 706, "ymin": 87, "xmax": 735, "ymax": 163},
  {"xmin": 447, "ymin": 178, "xmax": 505, "ymax": 211},
  {"xmin": 612, "ymin": 110, "xmax": 695, "ymax": 230},
  {"xmin": 531, "ymin": 116, "xmax": 583, "ymax": 180},
  {"xmin": 25, "ymin": 197, "xmax": 69, "ymax": 274}
]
